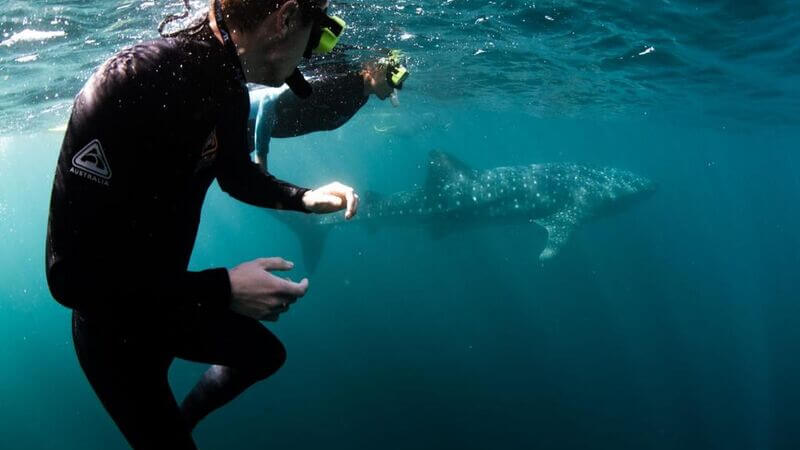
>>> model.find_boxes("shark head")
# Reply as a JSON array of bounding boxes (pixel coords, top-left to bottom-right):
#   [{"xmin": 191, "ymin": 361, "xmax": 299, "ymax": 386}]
[
  {"xmin": 592, "ymin": 168, "xmax": 658, "ymax": 216},
  {"xmin": 535, "ymin": 166, "xmax": 657, "ymax": 262}
]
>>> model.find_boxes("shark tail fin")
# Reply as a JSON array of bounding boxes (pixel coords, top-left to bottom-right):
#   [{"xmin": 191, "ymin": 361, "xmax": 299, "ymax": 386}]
[
  {"xmin": 299, "ymin": 227, "xmax": 330, "ymax": 274},
  {"xmin": 271, "ymin": 211, "xmax": 331, "ymax": 273}
]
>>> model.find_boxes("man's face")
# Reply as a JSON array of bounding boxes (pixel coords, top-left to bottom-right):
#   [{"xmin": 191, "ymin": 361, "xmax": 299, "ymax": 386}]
[{"xmin": 244, "ymin": 1, "xmax": 323, "ymax": 86}]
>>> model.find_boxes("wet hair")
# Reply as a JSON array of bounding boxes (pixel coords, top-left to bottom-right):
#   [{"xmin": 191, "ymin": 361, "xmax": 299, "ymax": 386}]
[
  {"xmin": 220, "ymin": 0, "xmax": 324, "ymax": 31},
  {"xmin": 158, "ymin": 0, "xmax": 324, "ymax": 38}
]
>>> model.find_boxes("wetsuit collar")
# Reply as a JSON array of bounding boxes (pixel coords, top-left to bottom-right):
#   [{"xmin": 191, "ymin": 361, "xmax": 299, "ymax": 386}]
[{"xmin": 213, "ymin": 0, "xmax": 246, "ymax": 85}]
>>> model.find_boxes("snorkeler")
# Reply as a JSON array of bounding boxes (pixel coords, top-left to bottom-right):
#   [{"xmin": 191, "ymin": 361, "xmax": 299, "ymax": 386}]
[
  {"xmin": 46, "ymin": 1, "xmax": 360, "ymax": 448},
  {"xmin": 248, "ymin": 50, "xmax": 409, "ymax": 170}
]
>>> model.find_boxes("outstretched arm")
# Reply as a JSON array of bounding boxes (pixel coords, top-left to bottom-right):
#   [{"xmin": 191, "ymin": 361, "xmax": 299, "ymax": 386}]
[
  {"xmin": 221, "ymin": 92, "xmax": 361, "ymax": 218},
  {"xmin": 270, "ymin": 64, "xmax": 369, "ymax": 138},
  {"xmin": 218, "ymin": 94, "xmax": 310, "ymax": 211},
  {"xmin": 249, "ymin": 59, "xmax": 395, "ymax": 165}
]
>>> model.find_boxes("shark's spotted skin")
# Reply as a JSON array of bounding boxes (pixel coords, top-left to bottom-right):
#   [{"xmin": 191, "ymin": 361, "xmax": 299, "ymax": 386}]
[{"xmin": 294, "ymin": 151, "xmax": 656, "ymax": 267}]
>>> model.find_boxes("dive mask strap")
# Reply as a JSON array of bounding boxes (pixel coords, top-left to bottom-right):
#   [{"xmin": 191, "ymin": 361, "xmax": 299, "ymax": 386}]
[
  {"xmin": 213, "ymin": 0, "xmax": 246, "ymax": 85},
  {"xmin": 158, "ymin": 0, "xmax": 192, "ymax": 36},
  {"xmin": 304, "ymin": 12, "xmax": 346, "ymax": 58}
]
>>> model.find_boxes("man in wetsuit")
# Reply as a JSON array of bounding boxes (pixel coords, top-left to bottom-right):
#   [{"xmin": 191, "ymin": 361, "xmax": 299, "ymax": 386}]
[
  {"xmin": 247, "ymin": 58, "xmax": 395, "ymax": 170},
  {"xmin": 46, "ymin": 0, "xmax": 359, "ymax": 448}
]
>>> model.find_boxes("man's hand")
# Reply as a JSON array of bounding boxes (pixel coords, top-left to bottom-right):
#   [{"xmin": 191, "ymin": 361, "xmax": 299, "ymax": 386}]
[
  {"xmin": 303, "ymin": 182, "xmax": 359, "ymax": 220},
  {"xmin": 361, "ymin": 61, "xmax": 394, "ymax": 100},
  {"xmin": 228, "ymin": 258, "xmax": 308, "ymax": 322}
]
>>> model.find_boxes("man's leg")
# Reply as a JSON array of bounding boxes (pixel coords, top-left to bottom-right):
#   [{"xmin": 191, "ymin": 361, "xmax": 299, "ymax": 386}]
[
  {"xmin": 72, "ymin": 311, "xmax": 197, "ymax": 449},
  {"xmin": 171, "ymin": 308, "xmax": 287, "ymax": 430}
]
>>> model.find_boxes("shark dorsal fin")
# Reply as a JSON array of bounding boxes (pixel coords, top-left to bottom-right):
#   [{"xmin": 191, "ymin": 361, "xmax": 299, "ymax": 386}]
[{"xmin": 426, "ymin": 150, "xmax": 475, "ymax": 189}]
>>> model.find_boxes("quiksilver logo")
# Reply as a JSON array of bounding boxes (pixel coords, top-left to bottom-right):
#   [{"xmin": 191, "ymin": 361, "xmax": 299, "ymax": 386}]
[{"xmin": 70, "ymin": 139, "xmax": 112, "ymax": 186}]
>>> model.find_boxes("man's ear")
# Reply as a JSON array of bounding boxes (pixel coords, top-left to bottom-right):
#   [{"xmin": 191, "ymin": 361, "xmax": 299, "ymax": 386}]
[{"xmin": 277, "ymin": 0, "xmax": 301, "ymax": 36}]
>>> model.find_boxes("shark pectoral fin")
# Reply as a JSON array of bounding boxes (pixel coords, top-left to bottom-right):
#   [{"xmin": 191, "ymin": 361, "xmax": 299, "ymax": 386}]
[{"xmin": 535, "ymin": 212, "xmax": 577, "ymax": 261}]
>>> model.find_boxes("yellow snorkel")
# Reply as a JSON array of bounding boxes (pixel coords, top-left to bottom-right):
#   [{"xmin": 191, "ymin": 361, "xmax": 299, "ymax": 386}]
[
  {"xmin": 385, "ymin": 50, "xmax": 410, "ymax": 89},
  {"xmin": 380, "ymin": 50, "xmax": 410, "ymax": 107}
]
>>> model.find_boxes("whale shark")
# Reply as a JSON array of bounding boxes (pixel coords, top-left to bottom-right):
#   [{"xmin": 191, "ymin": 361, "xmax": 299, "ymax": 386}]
[{"xmin": 278, "ymin": 151, "xmax": 656, "ymax": 270}]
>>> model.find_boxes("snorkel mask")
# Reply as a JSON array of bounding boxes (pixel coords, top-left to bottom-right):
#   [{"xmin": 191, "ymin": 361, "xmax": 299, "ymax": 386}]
[
  {"xmin": 379, "ymin": 50, "xmax": 410, "ymax": 107},
  {"xmin": 304, "ymin": 12, "xmax": 346, "ymax": 58},
  {"xmin": 285, "ymin": 5, "xmax": 347, "ymax": 98},
  {"xmin": 384, "ymin": 50, "xmax": 409, "ymax": 89}
]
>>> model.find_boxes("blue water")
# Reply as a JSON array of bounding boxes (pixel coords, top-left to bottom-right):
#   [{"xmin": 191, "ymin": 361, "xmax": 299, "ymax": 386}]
[{"xmin": 1, "ymin": 1, "xmax": 799, "ymax": 449}]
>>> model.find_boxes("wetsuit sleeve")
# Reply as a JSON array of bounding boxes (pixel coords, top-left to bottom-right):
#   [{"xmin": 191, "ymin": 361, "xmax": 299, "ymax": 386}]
[
  {"xmin": 252, "ymin": 93, "xmax": 276, "ymax": 167},
  {"xmin": 216, "ymin": 94, "xmax": 310, "ymax": 212},
  {"xmin": 271, "ymin": 68, "xmax": 368, "ymax": 138},
  {"xmin": 45, "ymin": 44, "xmax": 232, "ymax": 316}
]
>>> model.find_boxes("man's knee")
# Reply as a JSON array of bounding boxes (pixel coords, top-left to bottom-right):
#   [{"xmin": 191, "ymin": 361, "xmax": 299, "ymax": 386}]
[{"xmin": 248, "ymin": 336, "xmax": 286, "ymax": 380}]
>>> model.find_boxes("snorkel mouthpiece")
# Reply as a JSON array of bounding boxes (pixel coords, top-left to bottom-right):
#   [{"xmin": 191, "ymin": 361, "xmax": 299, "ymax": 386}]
[{"xmin": 286, "ymin": 68, "xmax": 312, "ymax": 99}]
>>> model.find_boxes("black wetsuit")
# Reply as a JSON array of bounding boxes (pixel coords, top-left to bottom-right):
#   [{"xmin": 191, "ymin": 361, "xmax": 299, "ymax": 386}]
[{"xmin": 45, "ymin": 18, "xmax": 365, "ymax": 449}]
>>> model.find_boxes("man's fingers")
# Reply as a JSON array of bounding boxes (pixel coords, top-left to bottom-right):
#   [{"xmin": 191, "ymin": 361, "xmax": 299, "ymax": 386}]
[
  {"xmin": 261, "ymin": 298, "xmax": 296, "ymax": 321},
  {"xmin": 256, "ymin": 257, "xmax": 294, "ymax": 271},
  {"xmin": 344, "ymin": 189, "xmax": 354, "ymax": 219},
  {"xmin": 309, "ymin": 193, "xmax": 343, "ymax": 210},
  {"xmin": 345, "ymin": 191, "xmax": 359, "ymax": 220},
  {"xmin": 278, "ymin": 293, "xmax": 299, "ymax": 305},
  {"xmin": 324, "ymin": 194, "xmax": 345, "ymax": 209},
  {"xmin": 277, "ymin": 277, "xmax": 309, "ymax": 298}
]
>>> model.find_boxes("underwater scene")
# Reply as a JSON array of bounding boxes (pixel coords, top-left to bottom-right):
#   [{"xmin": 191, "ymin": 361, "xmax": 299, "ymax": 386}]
[{"xmin": 1, "ymin": 0, "xmax": 799, "ymax": 449}]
